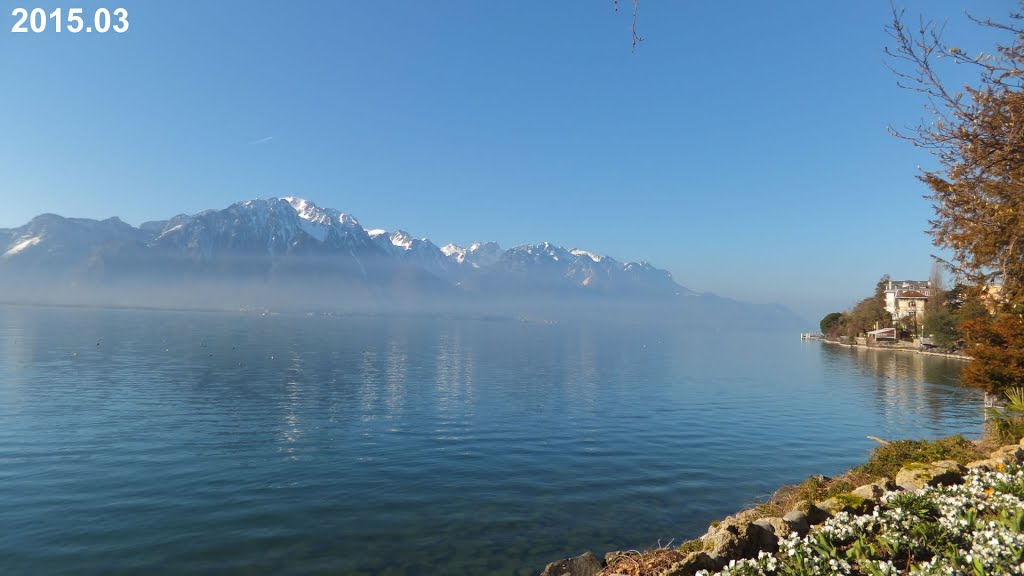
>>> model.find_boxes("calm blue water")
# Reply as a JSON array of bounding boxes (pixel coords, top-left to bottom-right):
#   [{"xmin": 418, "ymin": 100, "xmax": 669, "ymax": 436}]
[{"xmin": 0, "ymin": 306, "xmax": 982, "ymax": 575}]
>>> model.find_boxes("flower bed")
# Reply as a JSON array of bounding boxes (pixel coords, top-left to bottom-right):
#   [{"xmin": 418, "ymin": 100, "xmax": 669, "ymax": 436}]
[{"xmin": 695, "ymin": 465, "xmax": 1024, "ymax": 576}]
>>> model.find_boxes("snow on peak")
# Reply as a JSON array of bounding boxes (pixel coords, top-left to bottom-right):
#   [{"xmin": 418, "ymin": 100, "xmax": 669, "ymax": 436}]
[
  {"xmin": 336, "ymin": 212, "xmax": 360, "ymax": 227},
  {"xmin": 277, "ymin": 196, "xmax": 360, "ymax": 227},
  {"xmin": 440, "ymin": 242, "xmax": 501, "ymax": 268},
  {"xmin": 262, "ymin": 196, "xmax": 361, "ymax": 241},
  {"xmin": 279, "ymin": 197, "xmax": 328, "ymax": 225},
  {"xmin": 3, "ymin": 236, "xmax": 42, "ymax": 257},
  {"xmin": 466, "ymin": 240, "xmax": 497, "ymax": 252},
  {"xmin": 518, "ymin": 242, "xmax": 571, "ymax": 261},
  {"xmin": 440, "ymin": 241, "xmax": 464, "ymax": 255},
  {"xmin": 156, "ymin": 224, "xmax": 185, "ymax": 240},
  {"xmin": 282, "ymin": 196, "xmax": 312, "ymax": 214},
  {"xmin": 570, "ymin": 248, "xmax": 603, "ymax": 262},
  {"xmin": 369, "ymin": 229, "xmax": 434, "ymax": 253},
  {"xmin": 389, "ymin": 230, "xmax": 415, "ymax": 250},
  {"xmin": 441, "ymin": 243, "xmax": 469, "ymax": 264}
]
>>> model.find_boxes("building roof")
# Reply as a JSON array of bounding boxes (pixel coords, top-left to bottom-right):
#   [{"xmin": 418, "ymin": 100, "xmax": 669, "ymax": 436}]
[
  {"xmin": 897, "ymin": 290, "xmax": 928, "ymax": 298},
  {"xmin": 887, "ymin": 280, "xmax": 929, "ymax": 291}
]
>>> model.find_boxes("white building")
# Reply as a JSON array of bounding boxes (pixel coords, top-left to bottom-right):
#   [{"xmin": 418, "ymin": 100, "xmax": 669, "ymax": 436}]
[{"xmin": 883, "ymin": 279, "xmax": 930, "ymax": 322}]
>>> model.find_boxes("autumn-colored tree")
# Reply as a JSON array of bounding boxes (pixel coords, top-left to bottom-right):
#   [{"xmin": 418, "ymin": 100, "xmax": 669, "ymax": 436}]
[
  {"xmin": 888, "ymin": 5, "xmax": 1024, "ymax": 303},
  {"xmin": 961, "ymin": 313, "xmax": 1024, "ymax": 393},
  {"xmin": 838, "ymin": 276, "xmax": 893, "ymax": 339},
  {"xmin": 889, "ymin": 4, "xmax": 1024, "ymax": 392}
]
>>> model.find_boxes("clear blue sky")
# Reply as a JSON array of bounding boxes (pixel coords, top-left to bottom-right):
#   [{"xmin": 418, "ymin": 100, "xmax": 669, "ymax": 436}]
[{"xmin": 0, "ymin": 1, "xmax": 1013, "ymax": 320}]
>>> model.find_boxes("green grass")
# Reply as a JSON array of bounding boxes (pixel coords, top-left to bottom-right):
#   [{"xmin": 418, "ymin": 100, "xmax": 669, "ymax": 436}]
[
  {"xmin": 755, "ymin": 475, "xmax": 865, "ymax": 517},
  {"xmin": 825, "ymin": 493, "xmax": 872, "ymax": 514},
  {"xmin": 676, "ymin": 538, "xmax": 705, "ymax": 554},
  {"xmin": 755, "ymin": 436, "xmax": 988, "ymax": 518},
  {"xmin": 853, "ymin": 435, "xmax": 987, "ymax": 479}
]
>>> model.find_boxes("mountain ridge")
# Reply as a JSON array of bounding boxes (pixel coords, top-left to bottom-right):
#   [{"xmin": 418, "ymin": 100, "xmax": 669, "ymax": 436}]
[{"xmin": 0, "ymin": 197, "xmax": 802, "ymax": 327}]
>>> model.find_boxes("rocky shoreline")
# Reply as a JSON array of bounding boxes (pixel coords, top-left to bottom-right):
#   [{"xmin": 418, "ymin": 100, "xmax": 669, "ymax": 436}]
[{"xmin": 539, "ymin": 439, "xmax": 1024, "ymax": 576}]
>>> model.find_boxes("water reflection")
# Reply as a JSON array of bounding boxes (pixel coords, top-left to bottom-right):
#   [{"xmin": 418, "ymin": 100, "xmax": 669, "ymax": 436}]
[
  {"xmin": 383, "ymin": 324, "xmax": 409, "ymax": 415},
  {"xmin": 0, "ymin": 307, "xmax": 988, "ymax": 576},
  {"xmin": 435, "ymin": 324, "xmax": 476, "ymax": 419},
  {"xmin": 821, "ymin": 344, "xmax": 982, "ymax": 437}
]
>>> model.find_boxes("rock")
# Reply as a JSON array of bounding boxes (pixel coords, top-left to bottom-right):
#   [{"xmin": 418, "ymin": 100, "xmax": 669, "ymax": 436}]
[
  {"xmin": 990, "ymin": 445, "xmax": 1024, "ymax": 465},
  {"xmin": 967, "ymin": 459, "xmax": 999, "ymax": 471},
  {"xmin": 933, "ymin": 459, "xmax": 967, "ymax": 473},
  {"xmin": 540, "ymin": 551, "xmax": 602, "ymax": 576},
  {"xmin": 851, "ymin": 481, "xmax": 893, "ymax": 501},
  {"xmin": 818, "ymin": 494, "xmax": 873, "ymax": 515},
  {"xmin": 1019, "ymin": 437, "xmax": 1024, "ymax": 447},
  {"xmin": 895, "ymin": 461, "xmax": 966, "ymax": 490},
  {"xmin": 782, "ymin": 511, "xmax": 810, "ymax": 537},
  {"xmin": 701, "ymin": 515, "xmax": 769, "ymax": 561},
  {"xmin": 751, "ymin": 518, "xmax": 785, "ymax": 551},
  {"xmin": 660, "ymin": 552, "xmax": 718, "ymax": 576},
  {"xmin": 770, "ymin": 484, "xmax": 799, "ymax": 503},
  {"xmin": 790, "ymin": 499, "xmax": 830, "ymax": 525},
  {"xmin": 602, "ymin": 552, "xmax": 623, "ymax": 566},
  {"xmin": 701, "ymin": 522, "xmax": 745, "ymax": 561},
  {"xmin": 756, "ymin": 517, "xmax": 790, "ymax": 536}
]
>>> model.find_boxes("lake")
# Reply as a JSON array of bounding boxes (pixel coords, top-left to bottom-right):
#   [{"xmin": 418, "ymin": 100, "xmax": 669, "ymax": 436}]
[{"xmin": 0, "ymin": 306, "xmax": 982, "ymax": 575}]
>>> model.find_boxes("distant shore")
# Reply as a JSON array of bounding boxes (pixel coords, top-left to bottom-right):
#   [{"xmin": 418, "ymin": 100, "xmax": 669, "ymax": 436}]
[{"xmin": 818, "ymin": 337, "xmax": 972, "ymax": 361}]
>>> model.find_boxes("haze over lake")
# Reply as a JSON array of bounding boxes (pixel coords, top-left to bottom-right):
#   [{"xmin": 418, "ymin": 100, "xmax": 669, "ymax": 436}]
[{"xmin": 0, "ymin": 306, "xmax": 982, "ymax": 575}]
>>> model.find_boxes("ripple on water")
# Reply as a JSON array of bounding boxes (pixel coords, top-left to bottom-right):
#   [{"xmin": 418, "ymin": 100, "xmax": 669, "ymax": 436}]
[{"xmin": 0, "ymin": 307, "xmax": 983, "ymax": 575}]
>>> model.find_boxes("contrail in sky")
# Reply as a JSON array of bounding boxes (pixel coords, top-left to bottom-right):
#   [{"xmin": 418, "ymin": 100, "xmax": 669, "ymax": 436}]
[{"xmin": 249, "ymin": 136, "xmax": 274, "ymax": 145}]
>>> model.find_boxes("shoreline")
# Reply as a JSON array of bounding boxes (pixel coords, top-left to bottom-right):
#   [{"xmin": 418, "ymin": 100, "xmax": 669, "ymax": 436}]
[
  {"xmin": 541, "ymin": 436, "xmax": 1024, "ymax": 576},
  {"xmin": 816, "ymin": 337, "xmax": 972, "ymax": 361}
]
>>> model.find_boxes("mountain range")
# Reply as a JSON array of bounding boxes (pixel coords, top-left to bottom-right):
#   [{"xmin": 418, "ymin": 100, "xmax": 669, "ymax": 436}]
[{"xmin": 0, "ymin": 197, "xmax": 800, "ymax": 326}]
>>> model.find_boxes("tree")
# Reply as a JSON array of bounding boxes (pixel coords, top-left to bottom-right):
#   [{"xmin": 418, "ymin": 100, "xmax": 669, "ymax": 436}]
[
  {"xmin": 923, "ymin": 305, "xmax": 959, "ymax": 348},
  {"xmin": 839, "ymin": 276, "xmax": 894, "ymax": 339},
  {"xmin": 819, "ymin": 312, "xmax": 844, "ymax": 336},
  {"xmin": 961, "ymin": 313, "xmax": 1024, "ymax": 393},
  {"xmin": 613, "ymin": 0, "xmax": 642, "ymax": 51},
  {"xmin": 887, "ymin": 4, "xmax": 1024, "ymax": 307},
  {"xmin": 889, "ymin": 4, "xmax": 1024, "ymax": 392},
  {"xmin": 926, "ymin": 261, "xmax": 946, "ymax": 315}
]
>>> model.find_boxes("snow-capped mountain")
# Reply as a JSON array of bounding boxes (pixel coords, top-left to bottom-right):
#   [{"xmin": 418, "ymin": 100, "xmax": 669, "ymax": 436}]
[
  {"xmin": 139, "ymin": 214, "xmax": 191, "ymax": 240},
  {"xmin": 152, "ymin": 198, "xmax": 375, "ymax": 260},
  {"xmin": 458, "ymin": 241, "xmax": 691, "ymax": 297},
  {"xmin": 368, "ymin": 229, "xmax": 452, "ymax": 279},
  {"xmin": 441, "ymin": 241, "xmax": 503, "ymax": 269},
  {"xmin": 0, "ymin": 196, "xmax": 689, "ymax": 294},
  {"xmin": 0, "ymin": 213, "xmax": 146, "ymax": 274},
  {"xmin": 0, "ymin": 196, "xmax": 803, "ymax": 326}
]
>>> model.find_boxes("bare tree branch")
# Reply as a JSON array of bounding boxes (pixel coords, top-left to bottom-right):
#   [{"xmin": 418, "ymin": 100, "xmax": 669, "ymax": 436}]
[{"xmin": 613, "ymin": 0, "xmax": 643, "ymax": 51}]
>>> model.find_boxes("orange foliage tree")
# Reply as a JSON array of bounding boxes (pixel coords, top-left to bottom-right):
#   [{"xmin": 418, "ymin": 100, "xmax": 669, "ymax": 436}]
[
  {"xmin": 961, "ymin": 313, "xmax": 1024, "ymax": 393},
  {"xmin": 889, "ymin": 4, "xmax": 1024, "ymax": 392}
]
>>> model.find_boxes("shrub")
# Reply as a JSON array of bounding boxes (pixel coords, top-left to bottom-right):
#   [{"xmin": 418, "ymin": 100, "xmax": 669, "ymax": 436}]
[
  {"xmin": 987, "ymin": 387, "xmax": 1024, "ymax": 446},
  {"xmin": 855, "ymin": 436, "xmax": 987, "ymax": 479}
]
